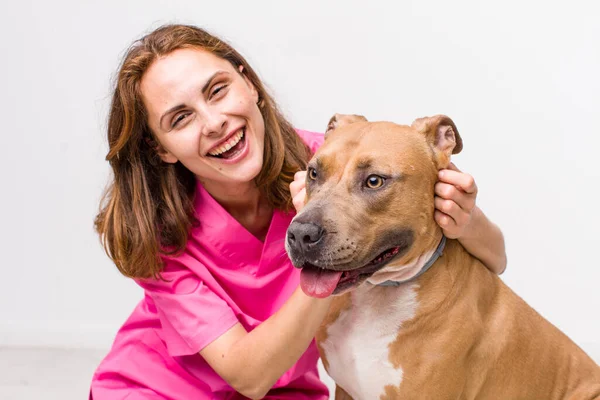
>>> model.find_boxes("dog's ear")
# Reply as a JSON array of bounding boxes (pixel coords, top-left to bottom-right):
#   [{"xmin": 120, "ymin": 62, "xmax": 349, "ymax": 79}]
[
  {"xmin": 325, "ymin": 113, "xmax": 368, "ymax": 139},
  {"xmin": 411, "ymin": 115, "xmax": 462, "ymax": 169}
]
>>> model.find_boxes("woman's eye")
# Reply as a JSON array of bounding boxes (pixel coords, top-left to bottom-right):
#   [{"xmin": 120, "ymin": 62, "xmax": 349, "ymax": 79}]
[
  {"xmin": 308, "ymin": 168, "xmax": 318, "ymax": 180},
  {"xmin": 172, "ymin": 113, "xmax": 190, "ymax": 128},
  {"xmin": 210, "ymin": 84, "xmax": 228, "ymax": 99},
  {"xmin": 365, "ymin": 175, "xmax": 385, "ymax": 189}
]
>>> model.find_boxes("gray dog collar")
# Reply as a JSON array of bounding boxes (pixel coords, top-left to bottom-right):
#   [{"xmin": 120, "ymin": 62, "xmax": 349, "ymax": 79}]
[{"xmin": 377, "ymin": 236, "xmax": 447, "ymax": 287}]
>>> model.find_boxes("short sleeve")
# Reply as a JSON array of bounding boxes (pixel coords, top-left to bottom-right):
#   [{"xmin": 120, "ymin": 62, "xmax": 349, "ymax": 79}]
[
  {"xmin": 295, "ymin": 129, "xmax": 325, "ymax": 155},
  {"xmin": 137, "ymin": 258, "xmax": 239, "ymax": 357}
]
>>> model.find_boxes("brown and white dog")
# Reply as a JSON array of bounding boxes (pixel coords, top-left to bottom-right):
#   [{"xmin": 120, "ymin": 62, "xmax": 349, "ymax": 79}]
[{"xmin": 286, "ymin": 114, "xmax": 600, "ymax": 399}]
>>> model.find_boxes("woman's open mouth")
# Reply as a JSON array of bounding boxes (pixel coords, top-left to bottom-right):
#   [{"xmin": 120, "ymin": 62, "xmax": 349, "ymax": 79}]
[
  {"xmin": 299, "ymin": 246, "xmax": 401, "ymax": 298},
  {"xmin": 207, "ymin": 128, "xmax": 247, "ymax": 161}
]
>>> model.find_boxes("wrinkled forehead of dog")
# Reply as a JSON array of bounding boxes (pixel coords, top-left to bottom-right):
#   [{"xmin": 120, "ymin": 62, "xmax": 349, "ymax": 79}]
[
  {"xmin": 322, "ymin": 121, "xmax": 428, "ymax": 164},
  {"xmin": 312, "ymin": 114, "xmax": 462, "ymax": 176}
]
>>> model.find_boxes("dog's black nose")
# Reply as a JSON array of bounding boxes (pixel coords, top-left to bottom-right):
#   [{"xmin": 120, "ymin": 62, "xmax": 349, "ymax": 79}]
[{"xmin": 287, "ymin": 221, "xmax": 324, "ymax": 253}]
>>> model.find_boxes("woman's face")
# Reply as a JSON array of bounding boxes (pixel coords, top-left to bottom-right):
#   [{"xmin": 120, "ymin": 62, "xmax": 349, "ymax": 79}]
[{"xmin": 140, "ymin": 48, "xmax": 265, "ymax": 192}]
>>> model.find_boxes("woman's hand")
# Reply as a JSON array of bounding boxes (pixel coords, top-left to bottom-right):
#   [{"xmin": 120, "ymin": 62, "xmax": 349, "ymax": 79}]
[
  {"xmin": 290, "ymin": 171, "xmax": 307, "ymax": 213},
  {"xmin": 435, "ymin": 163, "xmax": 507, "ymax": 274},
  {"xmin": 434, "ymin": 163, "xmax": 477, "ymax": 239}
]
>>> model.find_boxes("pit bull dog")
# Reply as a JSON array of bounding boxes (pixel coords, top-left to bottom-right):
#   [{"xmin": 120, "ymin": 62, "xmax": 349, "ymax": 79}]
[{"xmin": 286, "ymin": 114, "xmax": 600, "ymax": 399}]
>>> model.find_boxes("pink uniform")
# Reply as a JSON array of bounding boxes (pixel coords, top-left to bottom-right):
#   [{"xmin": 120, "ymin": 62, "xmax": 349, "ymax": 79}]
[{"xmin": 90, "ymin": 130, "xmax": 327, "ymax": 400}]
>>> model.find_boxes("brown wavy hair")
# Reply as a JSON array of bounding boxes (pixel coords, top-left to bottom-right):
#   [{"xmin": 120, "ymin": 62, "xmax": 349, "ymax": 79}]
[{"xmin": 95, "ymin": 24, "xmax": 311, "ymax": 279}]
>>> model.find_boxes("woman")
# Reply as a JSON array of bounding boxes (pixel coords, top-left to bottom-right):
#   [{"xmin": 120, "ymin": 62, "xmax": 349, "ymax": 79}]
[{"xmin": 91, "ymin": 24, "xmax": 506, "ymax": 399}]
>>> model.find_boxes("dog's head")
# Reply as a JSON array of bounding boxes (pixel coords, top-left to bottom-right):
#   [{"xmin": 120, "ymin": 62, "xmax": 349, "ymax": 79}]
[{"xmin": 286, "ymin": 113, "xmax": 462, "ymax": 297}]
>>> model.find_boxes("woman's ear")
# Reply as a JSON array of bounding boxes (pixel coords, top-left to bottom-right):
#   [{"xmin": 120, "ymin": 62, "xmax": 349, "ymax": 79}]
[
  {"xmin": 157, "ymin": 148, "xmax": 178, "ymax": 164},
  {"xmin": 239, "ymin": 65, "xmax": 260, "ymax": 105},
  {"xmin": 145, "ymin": 137, "xmax": 177, "ymax": 164}
]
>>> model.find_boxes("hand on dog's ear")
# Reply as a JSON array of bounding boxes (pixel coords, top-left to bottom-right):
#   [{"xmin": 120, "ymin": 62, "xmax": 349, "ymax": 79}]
[
  {"xmin": 411, "ymin": 115, "xmax": 463, "ymax": 169},
  {"xmin": 325, "ymin": 113, "xmax": 368, "ymax": 139}
]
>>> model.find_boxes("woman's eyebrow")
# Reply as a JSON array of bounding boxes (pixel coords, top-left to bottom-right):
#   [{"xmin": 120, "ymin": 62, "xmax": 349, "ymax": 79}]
[
  {"xmin": 158, "ymin": 70, "xmax": 228, "ymax": 129},
  {"xmin": 201, "ymin": 70, "xmax": 227, "ymax": 93},
  {"xmin": 159, "ymin": 104, "xmax": 187, "ymax": 130}
]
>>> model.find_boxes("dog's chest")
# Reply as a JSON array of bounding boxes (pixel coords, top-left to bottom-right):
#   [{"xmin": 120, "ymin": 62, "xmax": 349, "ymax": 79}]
[{"xmin": 321, "ymin": 284, "xmax": 419, "ymax": 399}]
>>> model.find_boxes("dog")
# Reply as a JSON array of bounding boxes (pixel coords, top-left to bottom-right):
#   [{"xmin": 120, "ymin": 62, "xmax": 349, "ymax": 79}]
[{"xmin": 286, "ymin": 114, "xmax": 600, "ymax": 399}]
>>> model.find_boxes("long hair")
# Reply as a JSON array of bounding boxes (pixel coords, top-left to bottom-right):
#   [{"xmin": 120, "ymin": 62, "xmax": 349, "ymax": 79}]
[{"xmin": 95, "ymin": 24, "xmax": 311, "ymax": 279}]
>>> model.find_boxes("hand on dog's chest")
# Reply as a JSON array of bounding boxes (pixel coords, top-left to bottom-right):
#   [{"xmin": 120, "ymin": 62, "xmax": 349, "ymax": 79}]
[{"xmin": 321, "ymin": 285, "xmax": 419, "ymax": 399}]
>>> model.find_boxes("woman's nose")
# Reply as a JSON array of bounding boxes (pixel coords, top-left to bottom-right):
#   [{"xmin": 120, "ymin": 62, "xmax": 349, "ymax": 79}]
[{"xmin": 200, "ymin": 108, "xmax": 226, "ymax": 137}]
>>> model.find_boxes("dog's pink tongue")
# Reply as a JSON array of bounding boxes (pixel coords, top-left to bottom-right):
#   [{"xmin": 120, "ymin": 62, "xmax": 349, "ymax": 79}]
[{"xmin": 300, "ymin": 268, "xmax": 343, "ymax": 298}]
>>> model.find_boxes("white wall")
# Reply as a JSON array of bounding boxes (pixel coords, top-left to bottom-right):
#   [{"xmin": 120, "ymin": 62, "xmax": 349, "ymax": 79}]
[{"xmin": 1, "ymin": 0, "xmax": 598, "ymax": 367}]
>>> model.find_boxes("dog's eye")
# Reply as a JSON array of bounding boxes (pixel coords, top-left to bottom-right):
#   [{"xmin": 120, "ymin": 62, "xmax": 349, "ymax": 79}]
[
  {"xmin": 365, "ymin": 175, "xmax": 385, "ymax": 189},
  {"xmin": 308, "ymin": 167, "xmax": 318, "ymax": 180}
]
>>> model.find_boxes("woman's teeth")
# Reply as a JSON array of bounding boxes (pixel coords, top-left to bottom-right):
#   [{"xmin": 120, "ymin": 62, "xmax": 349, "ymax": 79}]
[{"xmin": 208, "ymin": 129, "xmax": 244, "ymax": 157}]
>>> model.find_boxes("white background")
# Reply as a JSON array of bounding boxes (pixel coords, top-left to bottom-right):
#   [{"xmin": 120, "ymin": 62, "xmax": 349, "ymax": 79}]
[{"xmin": 1, "ymin": 0, "xmax": 598, "ymax": 389}]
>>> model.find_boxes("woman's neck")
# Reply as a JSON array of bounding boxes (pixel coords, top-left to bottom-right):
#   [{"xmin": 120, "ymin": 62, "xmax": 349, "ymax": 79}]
[{"xmin": 200, "ymin": 179, "xmax": 273, "ymax": 241}]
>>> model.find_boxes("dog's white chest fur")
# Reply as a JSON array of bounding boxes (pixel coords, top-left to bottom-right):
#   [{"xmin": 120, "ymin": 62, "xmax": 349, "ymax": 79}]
[{"xmin": 321, "ymin": 284, "xmax": 419, "ymax": 399}]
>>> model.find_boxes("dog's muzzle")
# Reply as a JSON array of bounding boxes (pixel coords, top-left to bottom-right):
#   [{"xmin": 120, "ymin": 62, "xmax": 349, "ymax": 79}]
[{"xmin": 287, "ymin": 220, "xmax": 325, "ymax": 256}]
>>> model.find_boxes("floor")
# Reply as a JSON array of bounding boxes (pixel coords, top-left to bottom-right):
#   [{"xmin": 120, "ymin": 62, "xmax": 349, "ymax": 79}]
[
  {"xmin": 2, "ymin": 346, "xmax": 598, "ymax": 399},
  {"xmin": 0, "ymin": 347, "xmax": 106, "ymax": 400},
  {"xmin": 0, "ymin": 346, "xmax": 335, "ymax": 399}
]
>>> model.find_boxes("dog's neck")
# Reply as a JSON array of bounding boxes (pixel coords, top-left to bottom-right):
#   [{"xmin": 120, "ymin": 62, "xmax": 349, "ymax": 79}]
[{"xmin": 367, "ymin": 232, "xmax": 446, "ymax": 286}]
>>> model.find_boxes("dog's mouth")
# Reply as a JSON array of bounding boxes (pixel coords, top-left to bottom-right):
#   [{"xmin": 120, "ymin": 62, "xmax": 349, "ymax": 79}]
[{"xmin": 299, "ymin": 246, "xmax": 401, "ymax": 298}]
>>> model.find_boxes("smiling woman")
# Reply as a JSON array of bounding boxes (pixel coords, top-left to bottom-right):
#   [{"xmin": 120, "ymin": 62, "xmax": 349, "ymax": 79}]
[
  {"xmin": 95, "ymin": 26, "xmax": 311, "ymax": 279},
  {"xmin": 91, "ymin": 24, "xmax": 333, "ymax": 400},
  {"xmin": 90, "ymin": 23, "xmax": 507, "ymax": 399},
  {"xmin": 140, "ymin": 49, "xmax": 266, "ymax": 192}
]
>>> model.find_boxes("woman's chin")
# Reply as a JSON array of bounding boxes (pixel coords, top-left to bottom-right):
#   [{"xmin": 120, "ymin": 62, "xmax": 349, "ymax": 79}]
[
  {"xmin": 234, "ymin": 152, "xmax": 264, "ymax": 182},
  {"xmin": 193, "ymin": 144, "xmax": 265, "ymax": 187},
  {"xmin": 200, "ymin": 161, "xmax": 263, "ymax": 187},
  {"xmin": 231, "ymin": 168, "xmax": 262, "ymax": 184}
]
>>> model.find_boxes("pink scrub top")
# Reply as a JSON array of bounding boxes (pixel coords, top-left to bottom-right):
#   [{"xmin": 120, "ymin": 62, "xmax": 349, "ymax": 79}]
[{"xmin": 90, "ymin": 130, "xmax": 328, "ymax": 400}]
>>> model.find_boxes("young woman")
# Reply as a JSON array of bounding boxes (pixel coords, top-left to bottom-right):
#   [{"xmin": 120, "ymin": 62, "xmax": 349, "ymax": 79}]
[{"xmin": 90, "ymin": 24, "xmax": 506, "ymax": 399}]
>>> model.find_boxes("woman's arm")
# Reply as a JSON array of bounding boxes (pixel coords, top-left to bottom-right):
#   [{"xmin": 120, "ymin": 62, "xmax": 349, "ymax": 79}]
[
  {"xmin": 200, "ymin": 289, "xmax": 332, "ymax": 399},
  {"xmin": 199, "ymin": 171, "xmax": 330, "ymax": 399},
  {"xmin": 434, "ymin": 163, "xmax": 507, "ymax": 274}
]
